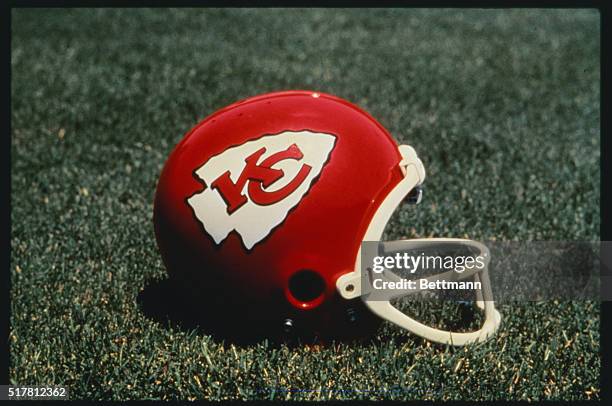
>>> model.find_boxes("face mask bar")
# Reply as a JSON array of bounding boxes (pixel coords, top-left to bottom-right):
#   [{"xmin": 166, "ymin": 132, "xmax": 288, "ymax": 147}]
[{"xmin": 336, "ymin": 145, "xmax": 501, "ymax": 346}]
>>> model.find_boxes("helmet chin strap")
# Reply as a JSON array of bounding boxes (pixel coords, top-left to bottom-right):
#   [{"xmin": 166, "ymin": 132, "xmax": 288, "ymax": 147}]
[{"xmin": 336, "ymin": 145, "xmax": 501, "ymax": 346}]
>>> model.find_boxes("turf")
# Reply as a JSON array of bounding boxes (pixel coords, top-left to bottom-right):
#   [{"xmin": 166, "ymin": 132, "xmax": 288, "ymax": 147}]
[{"xmin": 10, "ymin": 8, "xmax": 600, "ymax": 400}]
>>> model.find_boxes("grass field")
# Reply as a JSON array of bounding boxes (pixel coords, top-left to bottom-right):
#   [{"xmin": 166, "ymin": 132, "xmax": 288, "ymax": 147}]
[{"xmin": 10, "ymin": 9, "xmax": 600, "ymax": 400}]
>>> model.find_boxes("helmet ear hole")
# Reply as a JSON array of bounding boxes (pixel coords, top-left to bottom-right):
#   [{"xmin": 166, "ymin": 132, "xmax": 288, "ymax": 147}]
[{"xmin": 287, "ymin": 270, "xmax": 326, "ymax": 308}]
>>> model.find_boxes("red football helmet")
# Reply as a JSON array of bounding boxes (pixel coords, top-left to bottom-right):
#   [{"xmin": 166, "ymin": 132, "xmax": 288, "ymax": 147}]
[{"xmin": 154, "ymin": 91, "xmax": 500, "ymax": 344}]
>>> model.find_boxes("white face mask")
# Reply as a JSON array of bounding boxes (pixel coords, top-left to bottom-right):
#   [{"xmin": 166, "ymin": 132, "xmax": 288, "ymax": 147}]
[{"xmin": 336, "ymin": 145, "xmax": 501, "ymax": 346}]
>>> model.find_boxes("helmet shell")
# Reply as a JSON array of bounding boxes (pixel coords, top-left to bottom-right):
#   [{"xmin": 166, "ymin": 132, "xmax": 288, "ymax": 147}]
[{"xmin": 154, "ymin": 90, "xmax": 404, "ymax": 339}]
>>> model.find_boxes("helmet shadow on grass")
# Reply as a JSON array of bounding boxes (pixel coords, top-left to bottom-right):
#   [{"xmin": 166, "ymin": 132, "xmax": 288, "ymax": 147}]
[
  {"xmin": 137, "ymin": 277, "xmax": 379, "ymax": 348},
  {"xmin": 137, "ymin": 277, "xmax": 271, "ymax": 346}
]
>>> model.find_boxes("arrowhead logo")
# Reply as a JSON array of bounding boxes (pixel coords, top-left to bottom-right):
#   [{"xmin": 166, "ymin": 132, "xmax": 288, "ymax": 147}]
[{"xmin": 187, "ymin": 131, "xmax": 337, "ymax": 250}]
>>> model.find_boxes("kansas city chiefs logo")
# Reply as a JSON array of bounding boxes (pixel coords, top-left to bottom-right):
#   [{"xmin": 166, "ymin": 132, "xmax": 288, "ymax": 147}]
[{"xmin": 187, "ymin": 131, "xmax": 337, "ymax": 249}]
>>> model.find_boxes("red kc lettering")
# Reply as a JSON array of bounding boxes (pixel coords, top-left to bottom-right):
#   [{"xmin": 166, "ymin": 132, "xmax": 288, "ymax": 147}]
[{"xmin": 210, "ymin": 144, "xmax": 312, "ymax": 214}]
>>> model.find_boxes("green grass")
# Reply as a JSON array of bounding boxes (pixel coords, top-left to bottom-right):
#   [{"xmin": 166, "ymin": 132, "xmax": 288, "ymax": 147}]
[{"xmin": 10, "ymin": 9, "xmax": 600, "ymax": 400}]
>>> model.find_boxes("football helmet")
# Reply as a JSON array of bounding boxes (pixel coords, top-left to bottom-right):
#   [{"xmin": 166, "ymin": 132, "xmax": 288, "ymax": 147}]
[{"xmin": 154, "ymin": 90, "xmax": 501, "ymax": 345}]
